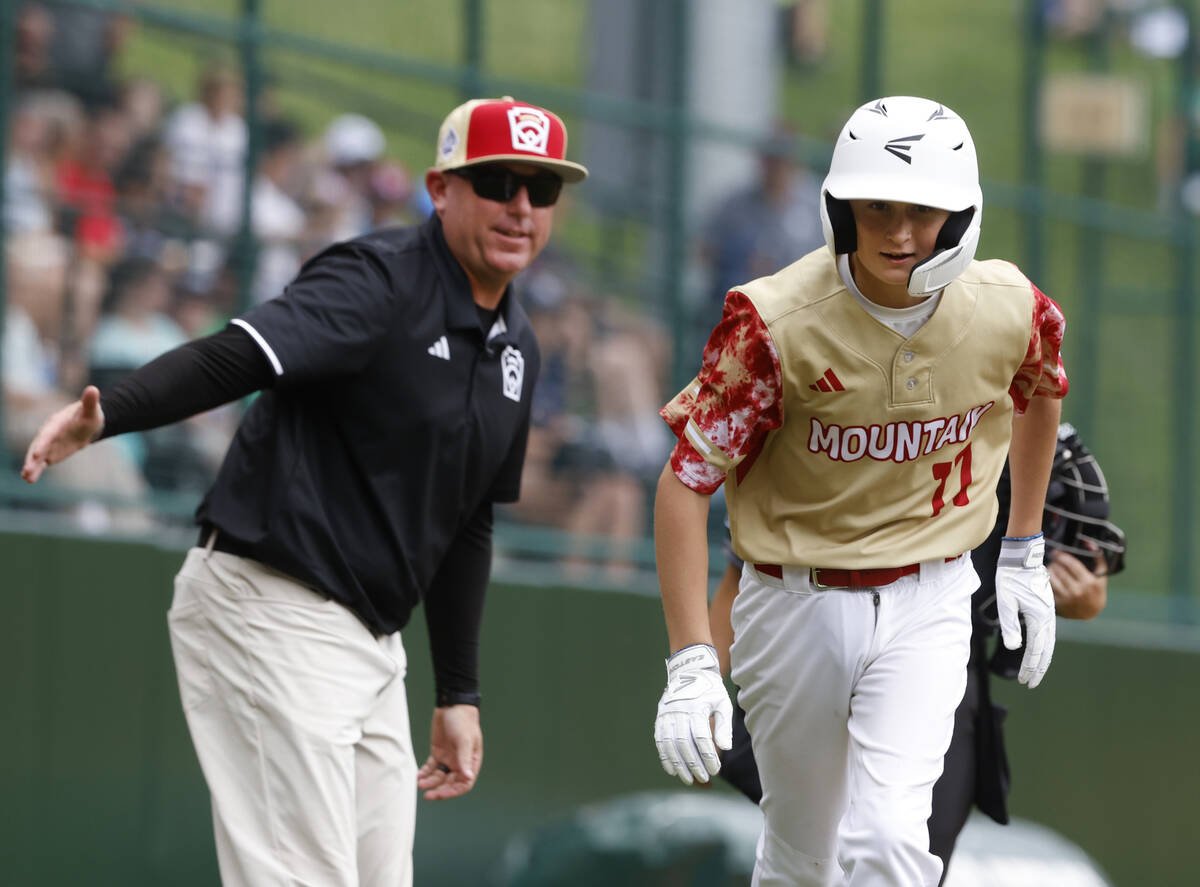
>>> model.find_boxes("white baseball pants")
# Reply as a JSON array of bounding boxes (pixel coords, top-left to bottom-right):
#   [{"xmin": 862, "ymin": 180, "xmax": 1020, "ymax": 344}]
[
  {"xmin": 169, "ymin": 546, "xmax": 417, "ymax": 887},
  {"xmin": 730, "ymin": 555, "xmax": 976, "ymax": 887}
]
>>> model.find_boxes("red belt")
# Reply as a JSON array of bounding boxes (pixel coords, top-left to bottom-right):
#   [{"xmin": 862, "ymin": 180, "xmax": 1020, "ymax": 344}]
[{"xmin": 754, "ymin": 559, "xmax": 955, "ymax": 589}]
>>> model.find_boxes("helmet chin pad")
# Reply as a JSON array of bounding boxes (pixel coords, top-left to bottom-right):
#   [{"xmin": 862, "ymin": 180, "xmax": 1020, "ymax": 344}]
[{"xmin": 907, "ymin": 208, "xmax": 978, "ymax": 297}]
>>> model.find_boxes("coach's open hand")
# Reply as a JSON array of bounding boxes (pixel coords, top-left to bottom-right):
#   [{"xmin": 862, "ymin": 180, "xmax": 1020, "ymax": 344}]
[
  {"xmin": 21, "ymin": 386, "xmax": 105, "ymax": 483},
  {"xmin": 418, "ymin": 705, "xmax": 482, "ymax": 801}
]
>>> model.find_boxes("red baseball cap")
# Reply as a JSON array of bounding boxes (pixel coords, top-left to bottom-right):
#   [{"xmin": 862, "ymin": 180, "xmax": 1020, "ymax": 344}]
[{"xmin": 433, "ymin": 96, "xmax": 588, "ymax": 183}]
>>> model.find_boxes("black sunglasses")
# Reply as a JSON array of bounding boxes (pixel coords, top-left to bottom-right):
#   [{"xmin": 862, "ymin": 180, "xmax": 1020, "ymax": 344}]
[{"xmin": 448, "ymin": 166, "xmax": 563, "ymax": 207}]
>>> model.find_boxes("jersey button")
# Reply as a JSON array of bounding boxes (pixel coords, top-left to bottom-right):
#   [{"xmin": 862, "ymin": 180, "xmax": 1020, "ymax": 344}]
[
  {"xmin": 902, "ymin": 351, "xmax": 914, "ymax": 363},
  {"xmin": 905, "ymin": 377, "xmax": 918, "ymax": 390}
]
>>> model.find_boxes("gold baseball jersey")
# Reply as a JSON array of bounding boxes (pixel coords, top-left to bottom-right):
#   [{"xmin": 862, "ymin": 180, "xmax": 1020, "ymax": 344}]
[{"xmin": 662, "ymin": 248, "xmax": 1069, "ymax": 568}]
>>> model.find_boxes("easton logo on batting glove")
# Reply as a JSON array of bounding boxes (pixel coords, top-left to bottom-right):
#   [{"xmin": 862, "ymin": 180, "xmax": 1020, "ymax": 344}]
[
  {"xmin": 995, "ymin": 533, "xmax": 1057, "ymax": 689},
  {"xmin": 653, "ymin": 643, "xmax": 733, "ymax": 786}
]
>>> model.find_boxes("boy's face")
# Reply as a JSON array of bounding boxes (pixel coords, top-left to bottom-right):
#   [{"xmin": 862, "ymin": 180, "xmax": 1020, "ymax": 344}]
[{"xmin": 848, "ymin": 199, "xmax": 951, "ymax": 302}]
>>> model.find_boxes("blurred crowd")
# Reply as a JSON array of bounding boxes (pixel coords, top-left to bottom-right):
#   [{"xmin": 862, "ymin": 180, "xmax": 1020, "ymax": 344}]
[
  {"xmin": 5, "ymin": 3, "xmax": 430, "ymax": 531},
  {"xmin": 2, "ymin": 2, "xmax": 828, "ymax": 571}
]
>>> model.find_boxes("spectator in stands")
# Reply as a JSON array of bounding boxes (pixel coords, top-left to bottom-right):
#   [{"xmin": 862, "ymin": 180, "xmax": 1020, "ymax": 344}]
[
  {"xmin": 3, "ymin": 233, "xmax": 148, "ymax": 528},
  {"xmin": 320, "ymin": 112, "xmax": 385, "ymax": 240},
  {"xmin": 163, "ymin": 60, "xmax": 247, "ymax": 236},
  {"xmin": 13, "ymin": 3, "xmax": 56, "ymax": 96},
  {"xmin": 30, "ymin": 88, "xmax": 85, "ymax": 179},
  {"xmin": 54, "ymin": 99, "xmax": 130, "ymax": 264},
  {"xmin": 42, "ymin": 0, "xmax": 131, "ymax": 108},
  {"xmin": 368, "ymin": 160, "xmax": 418, "ymax": 229},
  {"xmin": 114, "ymin": 135, "xmax": 196, "ymax": 264},
  {"xmin": 698, "ymin": 127, "xmax": 824, "ymax": 335},
  {"xmin": 504, "ymin": 257, "xmax": 661, "ymax": 578},
  {"xmin": 250, "ymin": 118, "xmax": 307, "ymax": 303},
  {"xmin": 5, "ymin": 94, "xmax": 55, "ymax": 237},
  {"xmin": 86, "ymin": 256, "xmax": 220, "ymax": 493},
  {"xmin": 119, "ymin": 77, "xmax": 167, "ymax": 144},
  {"xmin": 589, "ymin": 298, "xmax": 673, "ymax": 485},
  {"xmin": 89, "ymin": 256, "xmax": 187, "ymax": 380}
]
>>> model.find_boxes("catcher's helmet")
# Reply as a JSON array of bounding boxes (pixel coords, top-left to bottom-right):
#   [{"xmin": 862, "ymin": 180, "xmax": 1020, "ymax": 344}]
[
  {"xmin": 820, "ymin": 96, "xmax": 982, "ymax": 297},
  {"xmin": 1043, "ymin": 423, "xmax": 1126, "ymax": 575}
]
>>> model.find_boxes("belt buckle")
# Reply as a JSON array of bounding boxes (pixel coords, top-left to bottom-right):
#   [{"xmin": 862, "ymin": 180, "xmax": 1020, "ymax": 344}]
[{"xmin": 808, "ymin": 567, "xmax": 844, "ymax": 590}]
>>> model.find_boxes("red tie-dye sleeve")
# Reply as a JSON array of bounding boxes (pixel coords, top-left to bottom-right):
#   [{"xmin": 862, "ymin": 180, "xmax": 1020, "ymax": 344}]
[
  {"xmin": 1009, "ymin": 282, "xmax": 1069, "ymax": 414},
  {"xmin": 660, "ymin": 291, "xmax": 783, "ymax": 494}
]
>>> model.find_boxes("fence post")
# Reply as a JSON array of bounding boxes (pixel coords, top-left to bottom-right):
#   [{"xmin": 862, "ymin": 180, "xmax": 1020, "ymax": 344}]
[
  {"xmin": 1071, "ymin": 10, "xmax": 1112, "ymax": 446},
  {"xmin": 1170, "ymin": 8, "xmax": 1198, "ymax": 616},
  {"xmin": 463, "ymin": 0, "xmax": 484, "ymax": 99},
  {"xmin": 1021, "ymin": 0, "xmax": 1047, "ymax": 288},
  {"xmin": 0, "ymin": 0, "xmax": 12, "ymax": 462},
  {"xmin": 860, "ymin": 0, "xmax": 884, "ymax": 103},
  {"xmin": 666, "ymin": 0, "xmax": 692, "ymax": 393},
  {"xmin": 235, "ymin": 0, "xmax": 264, "ymax": 316}
]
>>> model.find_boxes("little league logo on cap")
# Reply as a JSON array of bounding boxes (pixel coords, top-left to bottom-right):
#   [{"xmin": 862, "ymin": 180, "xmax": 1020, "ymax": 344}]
[
  {"xmin": 507, "ymin": 106, "xmax": 550, "ymax": 155},
  {"xmin": 434, "ymin": 96, "xmax": 588, "ymax": 182}
]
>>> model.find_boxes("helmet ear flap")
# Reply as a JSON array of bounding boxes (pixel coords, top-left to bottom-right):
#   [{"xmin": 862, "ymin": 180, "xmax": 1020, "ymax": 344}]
[
  {"xmin": 823, "ymin": 194, "xmax": 857, "ymax": 254},
  {"xmin": 906, "ymin": 207, "xmax": 980, "ymax": 297},
  {"xmin": 935, "ymin": 208, "xmax": 975, "ymax": 252}
]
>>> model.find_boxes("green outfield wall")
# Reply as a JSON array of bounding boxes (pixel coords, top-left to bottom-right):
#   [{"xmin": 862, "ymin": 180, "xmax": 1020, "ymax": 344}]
[{"xmin": 2, "ymin": 531, "xmax": 1195, "ymax": 886}]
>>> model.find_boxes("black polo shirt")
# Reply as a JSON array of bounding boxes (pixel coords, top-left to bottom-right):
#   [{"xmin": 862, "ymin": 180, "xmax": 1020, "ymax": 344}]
[{"xmin": 196, "ymin": 215, "xmax": 539, "ymax": 635}]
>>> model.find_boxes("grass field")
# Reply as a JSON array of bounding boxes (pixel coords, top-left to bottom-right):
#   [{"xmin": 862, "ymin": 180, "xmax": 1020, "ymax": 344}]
[{"xmin": 106, "ymin": 0, "xmax": 1198, "ymax": 604}]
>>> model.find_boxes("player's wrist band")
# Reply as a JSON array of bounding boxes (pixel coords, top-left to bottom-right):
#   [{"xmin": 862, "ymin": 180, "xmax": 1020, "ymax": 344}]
[
  {"xmin": 666, "ymin": 642, "xmax": 718, "ymax": 663},
  {"xmin": 436, "ymin": 690, "xmax": 482, "ymax": 708},
  {"xmin": 1002, "ymin": 532, "xmax": 1044, "ymax": 542}
]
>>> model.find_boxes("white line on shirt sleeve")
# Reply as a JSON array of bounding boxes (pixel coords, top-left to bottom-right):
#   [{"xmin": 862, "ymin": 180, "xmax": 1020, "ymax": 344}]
[
  {"xmin": 684, "ymin": 421, "xmax": 713, "ymax": 456},
  {"xmin": 231, "ymin": 318, "xmax": 284, "ymax": 376}
]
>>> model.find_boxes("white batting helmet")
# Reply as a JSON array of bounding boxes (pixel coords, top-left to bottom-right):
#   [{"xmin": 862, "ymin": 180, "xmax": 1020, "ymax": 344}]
[{"xmin": 820, "ymin": 96, "xmax": 983, "ymax": 297}]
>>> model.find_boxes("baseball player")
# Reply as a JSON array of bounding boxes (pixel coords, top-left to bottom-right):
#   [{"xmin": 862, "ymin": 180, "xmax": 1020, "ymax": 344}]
[
  {"xmin": 707, "ymin": 422, "xmax": 1126, "ymax": 884},
  {"xmin": 21, "ymin": 96, "xmax": 587, "ymax": 886},
  {"xmin": 651, "ymin": 96, "xmax": 1068, "ymax": 886}
]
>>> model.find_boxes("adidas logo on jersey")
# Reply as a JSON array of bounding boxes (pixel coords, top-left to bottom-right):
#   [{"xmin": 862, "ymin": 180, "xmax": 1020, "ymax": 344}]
[
  {"xmin": 809, "ymin": 368, "xmax": 845, "ymax": 392},
  {"xmin": 427, "ymin": 336, "xmax": 450, "ymax": 360}
]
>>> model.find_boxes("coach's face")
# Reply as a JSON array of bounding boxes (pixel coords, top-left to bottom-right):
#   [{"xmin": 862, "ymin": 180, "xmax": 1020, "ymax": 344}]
[{"xmin": 428, "ymin": 162, "xmax": 557, "ymax": 306}]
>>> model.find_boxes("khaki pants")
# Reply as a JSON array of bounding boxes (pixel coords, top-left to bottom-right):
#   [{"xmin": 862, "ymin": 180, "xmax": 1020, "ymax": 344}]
[{"xmin": 169, "ymin": 545, "xmax": 416, "ymax": 886}]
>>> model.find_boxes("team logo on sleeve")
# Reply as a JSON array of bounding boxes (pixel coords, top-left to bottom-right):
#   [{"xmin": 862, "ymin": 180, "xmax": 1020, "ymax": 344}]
[
  {"xmin": 507, "ymin": 107, "xmax": 551, "ymax": 155},
  {"xmin": 501, "ymin": 346, "xmax": 525, "ymax": 401}
]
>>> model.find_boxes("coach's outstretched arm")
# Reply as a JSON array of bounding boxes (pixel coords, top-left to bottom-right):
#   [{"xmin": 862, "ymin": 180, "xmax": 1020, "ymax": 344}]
[
  {"xmin": 21, "ymin": 386, "xmax": 105, "ymax": 483},
  {"xmin": 652, "ymin": 462, "xmax": 733, "ymax": 786},
  {"xmin": 996, "ymin": 394, "xmax": 1063, "ymax": 688},
  {"xmin": 21, "ymin": 325, "xmax": 274, "ymax": 485}
]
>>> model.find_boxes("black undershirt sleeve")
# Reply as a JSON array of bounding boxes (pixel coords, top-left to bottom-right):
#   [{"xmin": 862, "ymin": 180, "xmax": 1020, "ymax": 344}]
[
  {"xmin": 95, "ymin": 325, "xmax": 277, "ymax": 440},
  {"xmin": 424, "ymin": 501, "xmax": 493, "ymax": 707}
]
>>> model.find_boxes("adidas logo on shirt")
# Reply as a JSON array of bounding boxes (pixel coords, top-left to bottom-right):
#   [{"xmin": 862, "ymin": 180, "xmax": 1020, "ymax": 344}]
[
  {"xmin": 427, "ymin": 335, "xmax": 450, "ymax": 360},
  {"xmin": 809, "ymin": 368, "xmax": 845, "ymax": 392}
]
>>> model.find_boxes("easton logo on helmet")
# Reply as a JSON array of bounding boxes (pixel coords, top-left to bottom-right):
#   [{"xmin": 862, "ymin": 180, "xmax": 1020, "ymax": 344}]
[{"xmin": 884, "ymin": 134, "xmax": 924, "ymax": 164}]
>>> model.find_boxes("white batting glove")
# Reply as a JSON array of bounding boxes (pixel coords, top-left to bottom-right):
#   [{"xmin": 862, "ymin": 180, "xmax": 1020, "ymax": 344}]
[
  {"xmin": 995, "ymin": 533, "xmax": 1056, "ymax": 689},
  {"xmin": 654, "ymin": 643, "xmax": 733, "ymax": 785}
]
